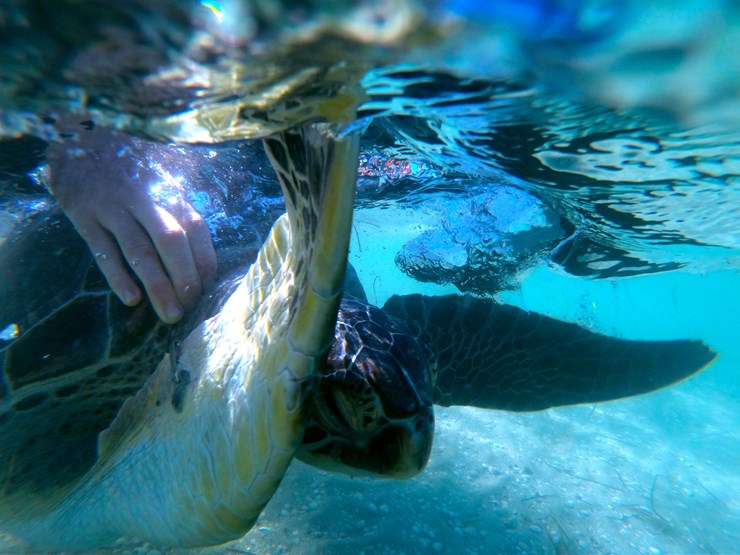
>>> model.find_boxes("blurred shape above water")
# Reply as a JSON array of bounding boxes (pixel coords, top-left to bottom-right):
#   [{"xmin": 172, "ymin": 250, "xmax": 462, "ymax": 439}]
[
  {"xmin": 395, "ymin": 186, "xmax": 565, "ymax": 295},
  {"xmin": 434, "ymin": 0, "xmax": 740, "ymax": 128},
  {"xmin": 2, "ymin": 0, "xmax": 736, "ymax": 130},
  {"xmin": 0, "ymin": 0, "xmax": 437, "ymax": 141},
  {"xmin": 441, "ymin": 0, "xmax": 622, "ymax": 42}
]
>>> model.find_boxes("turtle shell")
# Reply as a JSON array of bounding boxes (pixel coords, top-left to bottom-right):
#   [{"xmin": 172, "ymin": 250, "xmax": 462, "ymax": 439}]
[{"xmin": 0, "ymin": 207, "xmax": 166, "ymax": 497}]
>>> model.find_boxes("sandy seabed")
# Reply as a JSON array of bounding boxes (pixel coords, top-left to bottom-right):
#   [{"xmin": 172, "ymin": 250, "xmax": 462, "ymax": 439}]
[{"xmin": 229, "ymin": 381, "xmax": 738, "ymax": 555}]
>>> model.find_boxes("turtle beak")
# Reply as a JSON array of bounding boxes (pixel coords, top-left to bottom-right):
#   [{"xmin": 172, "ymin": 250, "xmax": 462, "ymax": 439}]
[
  {"xmin": 297, "ymin": 404, "xmax": 435, "ymax": 479},
  {"xmin": 371, "ymin": 409, "xmax": 435, "ymax": 479},
  {"xmin": 298, "ymin": 339, "xmax": 436, "ymax": 478}
]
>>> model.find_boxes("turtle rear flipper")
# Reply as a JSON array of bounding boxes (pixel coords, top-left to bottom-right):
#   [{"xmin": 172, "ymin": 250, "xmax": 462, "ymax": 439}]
[{"xmin": 383, "ymin": 294, "xmax": 716, "ymax": 411}]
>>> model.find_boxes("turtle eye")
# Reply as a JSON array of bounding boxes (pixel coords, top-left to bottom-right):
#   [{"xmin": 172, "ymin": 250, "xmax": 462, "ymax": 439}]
[
  {"xmin": 333, "ymin": 382, "xmax": 381, "ymax": 433},
  {"xmin": 315, "ymin": 378, "xmax": 381, "ymax": 437}
]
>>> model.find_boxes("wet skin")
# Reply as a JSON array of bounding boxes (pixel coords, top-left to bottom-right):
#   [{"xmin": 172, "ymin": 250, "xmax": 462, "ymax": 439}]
[{"xmin": 48, "ymin": 120, "xmax": 217, "ymax": 323}]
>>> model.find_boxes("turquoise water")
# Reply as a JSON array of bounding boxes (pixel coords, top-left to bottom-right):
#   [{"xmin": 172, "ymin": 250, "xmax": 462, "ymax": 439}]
[{"xmin": 1, "ymin": 0, "xmax": 738, "ymax": 553}]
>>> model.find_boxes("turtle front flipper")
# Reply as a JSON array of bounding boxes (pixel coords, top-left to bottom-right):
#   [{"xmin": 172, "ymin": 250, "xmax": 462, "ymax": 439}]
[
  {"xmin": 3, "ymin": 123, "xmax": 359, "ymax": 552},
  {"xmin": 263, "ymin": 124, "xmax": 358, "ymax": 358},
  {"xmin": 383, "ymin": 294, "xmax": 717, "ymax": 411}
]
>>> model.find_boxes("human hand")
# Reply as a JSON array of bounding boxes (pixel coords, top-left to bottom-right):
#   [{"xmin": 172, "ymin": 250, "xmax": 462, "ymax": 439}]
[{"xmin": 47, "ymin": 122, "xmax": 217, "ymax": 324}]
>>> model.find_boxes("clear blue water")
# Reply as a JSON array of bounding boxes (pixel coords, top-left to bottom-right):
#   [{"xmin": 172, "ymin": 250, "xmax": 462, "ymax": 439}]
[{"xmin": 0, "ymin": 0, "xmax": 738, "ymax": 553}]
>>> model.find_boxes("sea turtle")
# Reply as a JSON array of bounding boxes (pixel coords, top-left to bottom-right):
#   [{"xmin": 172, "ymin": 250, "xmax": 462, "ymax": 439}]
[
  {"xmin": 0, "ymin": 127, "xmax": 716, "ymax": 551},
  {"xmin": 0, "ymin": 122, "xmax": 361, "ymax": 551},
  {"xmin": 297, "ymin": 292, "xmax": 716, "ymax": 478}
]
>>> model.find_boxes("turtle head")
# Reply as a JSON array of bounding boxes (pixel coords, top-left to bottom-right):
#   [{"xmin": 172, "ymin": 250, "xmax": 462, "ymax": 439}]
[{"xmin": 298, "ymin": 297, "xmax": 436, "ymax": 479}]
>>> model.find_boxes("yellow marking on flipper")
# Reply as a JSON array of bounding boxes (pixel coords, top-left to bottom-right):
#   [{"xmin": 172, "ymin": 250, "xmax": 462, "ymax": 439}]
[
  {"xmin": 249, "ymin": 377, "xmax": 272, "ymax": 477},
  {"xmin": 308, "ymin": 132, "xmax": 359, "ymax": 295},
  {"xmin": 230, "ymin": 474, "xmax": 266, "ymax": 523},
  {"xmin": 199, "ymin": 458, "xmax": 219, "ymax": 507},
  {"xmin": 285, "ymin": 130, "xmax": 360, "ymax": 358},
  {"xmin": 212, "ymin": 422, "xmax": 233, "ymax": 504},
  {"xmin": 187, "ymin": 498, "xmax": 235, "ymax": 546},
  {"xmin": 200, "ymin": 2, "xmax": 223, "ymax": 22},
  {"xmin": 212, "ymin": 503, "xmax": 251, "ymax": 535},
  {"xmin": 269, "ymin": 366, "xmax": 304, "ymax": 452},
  {"xmin": 289, "ymin": 286, "xmax": 341, "ymax": 356},
  {"xmin": 233, "ymin": 409, "xmax": 256, "ymax": 488}
]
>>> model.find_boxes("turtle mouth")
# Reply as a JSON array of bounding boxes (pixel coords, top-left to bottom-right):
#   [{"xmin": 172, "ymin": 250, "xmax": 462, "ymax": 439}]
[
  {"xmin": 360, "ymin": 414, "xmax": 434, "ymax": 478},
  {"xmin": 312, "ymin": 374, "xmax": 383, "ymax": 437},
  {"xmin": 299, "ymin": 403, "xmax": 434, "ymax": 479},
  {"xmin": 298, "ymin": 362, "xmax": 435, "ymax": 478}
]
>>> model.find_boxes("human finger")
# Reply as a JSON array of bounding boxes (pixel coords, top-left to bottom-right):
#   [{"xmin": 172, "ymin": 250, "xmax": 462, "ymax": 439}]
[
  {"xmin": 107, "ymin": 214, "xmax": 185, "ymax": 324},
  {"xmin": 131, "ymin": 202, "xmax": 204, "ymax": 310},
  {"xmin": 75, "ymin": 221, "xmax": 143, "ymax": 307},
  {"xmin": 180, "ymin": 203, "xmax": 217, "ymax": 289}
]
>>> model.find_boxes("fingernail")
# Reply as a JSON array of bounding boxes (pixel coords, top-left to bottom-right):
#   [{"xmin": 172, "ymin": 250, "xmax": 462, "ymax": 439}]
[
  {"xmin": 166, "ymin": 302, "xmax": 183, "ymax": 322},
  {"xmin": 122, "ymin": 289, "xmax": 139, "ymax": 305}
]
